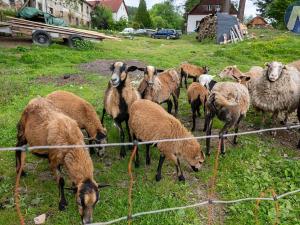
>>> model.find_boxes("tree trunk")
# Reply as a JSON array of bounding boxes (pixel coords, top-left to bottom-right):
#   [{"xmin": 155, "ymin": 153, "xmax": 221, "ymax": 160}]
[
  {"xmin": 222, "ymin": 0, "xmax": 231, "ymax": 13},
  {"xmin": 238, "ymin": 0, "xmax": 246, "ymax": 22}
]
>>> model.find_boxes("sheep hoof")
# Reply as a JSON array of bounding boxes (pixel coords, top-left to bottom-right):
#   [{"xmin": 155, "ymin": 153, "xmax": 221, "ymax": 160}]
[
  {"xmin": 59, "ymin": 201, "xmax": 67, "ymax": 211},
  {"xmin": 155, "ymin": 174, "xmax": 162, "ymax": 182},
  {"xmin": 178, "ymin": 175, "xmax": 185, "ymax": 182}
]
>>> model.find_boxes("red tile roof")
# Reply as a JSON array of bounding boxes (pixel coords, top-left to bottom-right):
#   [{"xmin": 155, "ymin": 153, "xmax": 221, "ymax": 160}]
[{"xmin": 88, "ymin": 0, "xmax": 127, "ymax": 13}]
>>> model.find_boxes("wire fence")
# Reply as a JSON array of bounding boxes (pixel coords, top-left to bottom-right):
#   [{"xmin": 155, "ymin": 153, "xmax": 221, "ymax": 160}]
[
  {"xmin": 3, "ymin": 123, "xmax": 300, "ymax": 225},
  {"xmin": 89, "ymin": 189, "xmax": 300, "ymax": 225},
  {"xmin": 1, "ymin": 124, "xmax": 300, "ymax": 152}
]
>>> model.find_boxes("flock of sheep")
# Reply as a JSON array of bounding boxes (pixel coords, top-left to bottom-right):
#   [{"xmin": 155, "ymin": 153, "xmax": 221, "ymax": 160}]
[{"xmin": 14, "ymin": 59, "xmax": 300, "ymax": 224}]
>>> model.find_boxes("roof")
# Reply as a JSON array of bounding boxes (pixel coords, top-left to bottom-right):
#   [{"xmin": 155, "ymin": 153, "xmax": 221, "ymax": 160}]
[
  {"xmin": 188, "ymin": 0, "xmax": 238, "ymax": 15},
  {"xmin": 87, "ymin": 0, "xmax": 127, "ymax": 13},
  {"xmin": 247, "ymin": 16, "xmax": 268, "ymax": 25}
]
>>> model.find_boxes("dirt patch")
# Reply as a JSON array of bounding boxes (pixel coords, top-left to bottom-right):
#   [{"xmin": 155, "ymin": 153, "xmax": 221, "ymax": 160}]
[
  {"xmin": 79, "ymin": 59, "xmax": 147, "ymax": 85},
  {"xmin": 35, "ymin": 74, "xmax": 88, "ymax": 86}
]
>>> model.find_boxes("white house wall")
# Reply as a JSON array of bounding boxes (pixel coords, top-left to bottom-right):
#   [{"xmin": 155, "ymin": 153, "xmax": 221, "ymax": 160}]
[
  {"xmin": 115, "ymin": 2, "xmax": 128, "ymax": 21},
  {"xmin": 187, "ymin": 15, "xmax": 206, "ymax": 33}
]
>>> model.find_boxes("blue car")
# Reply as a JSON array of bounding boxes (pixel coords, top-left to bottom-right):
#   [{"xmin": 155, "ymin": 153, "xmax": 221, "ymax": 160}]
[{"xmin": 151, "ymin": 29, "xmax": 180, "ymax": 39}]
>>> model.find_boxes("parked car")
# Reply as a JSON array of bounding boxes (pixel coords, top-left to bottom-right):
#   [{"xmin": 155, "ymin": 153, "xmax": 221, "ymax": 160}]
[
  {"xmin": 135, "ymin": 29, "xmax": 148, "ymax": 36},
  {"xmin": 120, "ymin": 28, "xmax": 135, "ymax": 35},
  {"xmin": 151, "ymin": 29, "xmax": 180, "ymax": 39}
]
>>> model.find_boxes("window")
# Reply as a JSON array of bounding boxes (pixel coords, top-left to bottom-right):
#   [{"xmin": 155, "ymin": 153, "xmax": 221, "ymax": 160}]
[
  {"xmin": 38, "ymin": 2, "xmax": 43, "ymax": 10},
  {"xmin": 49, "ymin": 7, "xmax": 53, "ymax": 14},
  {"xmin": 86, "ymin": 6, "xmax": 89, "ymax": 14},
  {"xmin": 81, "ymin": 3, "xmax": 83, "ymax": 13},
  {"xmin": 207, "ymin": 5, "xmax": 212, "ymax": 11},
  {"xmin": 76, "ymin": 17, "xmax": 79, "ymax": 26},
  {"xmin": 216, "ymin": 5, "xmax": 221, "ymax": 12},
  {"xmin": 60, "ymin": 11, "xmax": 63, "ymax": 17}
]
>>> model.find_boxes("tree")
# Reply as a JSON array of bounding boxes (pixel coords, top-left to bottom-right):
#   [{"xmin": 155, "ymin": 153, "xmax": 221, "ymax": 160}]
[
  {"xmin": 152, "ymin": 16, "xmax": 167, "ymax": 29},
  {"xmin": 184, "ymin": 0, "xmax": 200, "ymax": 13},
  {"xmin": 150, "ymin": 0, "xmax": 183, "ymax": 29},
  {"xmin": 134, "ymin": 0, "xmax": 152, "ymax": 28},
  {"xmin": 91, "ymin": 5, "xmax": 113, "ymax": 30},
  {"xmin": 127, "ymin": 6, "xmax": 138, "ymax": 21},
  {"xmin": 238, "ymin": 0, "xmax": 246, "ymax": 21},
  {"xmin": 253, "ymin": 0, "xmax": 272, "ymax": 17}
]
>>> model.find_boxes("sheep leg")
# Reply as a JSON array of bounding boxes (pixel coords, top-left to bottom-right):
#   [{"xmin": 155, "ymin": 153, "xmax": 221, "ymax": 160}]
[
  {"xmin": 101, "ymin": 108, "xmax": 106, "ymax": 125},
  {"xmin": 185, "ymin": 75, "xmax": 188, "ymax": 89},
  {"xmin": 219, "ymin": 122, "xmax": 231, "ymax": 155},
  {"xmin": 87, "ymin": 133, "xmax": 96, "ymax": 155},
  {"xmin": 132, "ymin": 134, "xmax": 140, "ymax": 168},
  {"xmin": 205, "ymin": 113, "xmax": 214, "ymax": 156},
  {"xmin": 116, "ymin": 122, "xmax": 126, "ymax": 158},
  {"xmin": 126, "ymin": 120, "xmax": 132, "ymax": 150},
  {"xmin": 167, "ymin": 99, "xmax": 173, "ymax": 114},
  {"xmin": 193, "ymin": 77, "xmax": 197, "ymax": 82},
  {"xmin": 176, "ymin": 158, "xmax": 185, "ymax": 182},
  {"xmin": 146, "ymin": 144, "xmax": 151, "ymax": 165},
  {"xmin": 191, "ymin": 101, "xmax": 197, "ymax": 132},
  {"xmin": 233, "ymin": 115, "xmax": 244, "ymax": 145},
  {"xmin": 172, "ymin": 93, "xmax": 179, "ymax": 115},
  {"xmin": 16, "ymin": 137, "xmax": 27, "ymax": 177},
  {"xmin": 51, "ymin": 164, "xmax": 68, "ymax": 211},
  {"xmin": 155, "ymin": 154, "xmax": 165, "ymax": 182}
]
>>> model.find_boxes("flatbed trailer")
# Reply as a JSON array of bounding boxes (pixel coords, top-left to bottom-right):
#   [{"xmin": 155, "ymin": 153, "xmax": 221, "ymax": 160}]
[{"xmin": 0, "ymin": 16, "xmax": 119, "ymax": 47}]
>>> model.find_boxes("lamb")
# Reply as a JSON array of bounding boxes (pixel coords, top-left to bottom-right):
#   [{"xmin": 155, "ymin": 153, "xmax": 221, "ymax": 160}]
[
  {"xmin": 129, "ymin": 99, "xmax": 205, "ymax": 182},
  {"xmin": 249, "ymin": 61, "xmax": 300, "ymax": 124},
  {"xmin": 287, "ymin": 59, "xmax": 300, "ymax": 72},
  {"xmin": 46, "ymin": 90, "xmax": 107, "ymax": 156},
  {"xmin": 204, "ymin": 82, "xmax": 250, "ymax": 155},
  {"xmin": 187, "ymin": 82, "xmax": 209, "ymax": 131},
  {"xmin": 15, "ymin": 97, "xmax": 101, "ymax": 224},
  {"xmin": 138, "ymin": 66, "xmax": 180, "ymax": 114},
  {"xmin": 198, "ymin": 74, "xmax": 217, "ymax": 91},
  {"xmin": 102, "ymin": 62, "xmax": 140, "ymax": 158},
  {"xmin": 180, "ymin": 63, "xmax": 209, "ymax": 88}
]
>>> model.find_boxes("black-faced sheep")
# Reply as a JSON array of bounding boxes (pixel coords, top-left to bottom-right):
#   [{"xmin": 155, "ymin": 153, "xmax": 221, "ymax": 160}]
[
  {"xmin": 46, "ymin": 90, "xmax": 107, "ymax": 156},
  {"xmin": 187, "ymin": 82, "xmax": 209, "ymax": 131},
  {"xmin": 129, "ymin": 99, "xmax": 205, "ymax": 182},
  {"xmin": 249, "ymin": 61, "xmax": 300, "ymax": 124},
  {"xmin": 101, "ymin": 62, "xmax": 140, "ymax": 158},
  {"xmin": 180, "ymin": 63, "xmax": 209, "ymax": 89},
  {"xmin": 198, "ymin": 74, "xmax": 217, "ymax": 91},
  {"xmin": 15, "ymin": 97, "xmax": 101, "ymax": 224},
  {"xmin": 138, "ymin": 66, "xmax": 180, "ymax": 114},
  {"xmin": 204, "ymin": 82, "xmax": 250, "ymax": 155}
]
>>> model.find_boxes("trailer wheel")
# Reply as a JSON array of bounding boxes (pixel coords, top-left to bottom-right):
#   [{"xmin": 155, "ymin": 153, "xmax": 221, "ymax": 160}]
[
  {"xmin": 32, "ymin": 30, "xmax": 51, "ymax": 46},
  {"xmin": 68, "ymin": 34, "xmax": 83, "ymax": 48}
]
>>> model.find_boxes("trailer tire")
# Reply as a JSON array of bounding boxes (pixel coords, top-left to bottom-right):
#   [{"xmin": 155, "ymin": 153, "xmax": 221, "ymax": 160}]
[
  {"xmin": 32, "ymin": 30, "xmax": 51, "ymax": 46},
  {"xmin": 68, "ymin": 34, "xmax": 83, "ymax": 48}
]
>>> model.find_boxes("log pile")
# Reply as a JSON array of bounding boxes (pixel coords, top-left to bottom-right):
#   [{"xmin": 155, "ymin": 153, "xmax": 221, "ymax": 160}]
[{"xmin": 196, "ymin": 14, "xmax": 217, "ymax": 42}]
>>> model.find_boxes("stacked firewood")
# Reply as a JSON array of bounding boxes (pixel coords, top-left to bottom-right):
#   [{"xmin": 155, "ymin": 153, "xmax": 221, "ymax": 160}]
[{"xmin": 196, "ymin": 14, "xmax": 217, "ymax": 42}]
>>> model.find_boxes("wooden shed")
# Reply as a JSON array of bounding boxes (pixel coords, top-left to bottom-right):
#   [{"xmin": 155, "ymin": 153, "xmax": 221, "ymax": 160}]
[{"xmin": 247, "ymin": 16, "xmax": 269, "ymax": 28}]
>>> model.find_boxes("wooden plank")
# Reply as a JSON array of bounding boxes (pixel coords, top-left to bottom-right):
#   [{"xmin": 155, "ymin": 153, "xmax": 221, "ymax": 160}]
[
  {"xmin": 7, "ymin": 16, "xmax": 119, "ymax": 40},
  {"xmin": 9, "ymin": 20, "xmax": 104, "ymax": 40}
]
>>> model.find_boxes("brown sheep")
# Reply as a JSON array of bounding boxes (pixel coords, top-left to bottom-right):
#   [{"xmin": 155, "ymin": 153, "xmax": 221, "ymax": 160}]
[
  {"xmin": 46, "ymin": 90, "xmax": 107, "ymax": 156},
  {"xmin": 187, "ymin": 82, "xmax": 209, "ymax": 131},
  {"xmin": 219, "ymin": 65, "xmax": 263, "ymax": 81},
  {"xmin": 138, "ymin": 66, "xmax": 180, "ymax": 114},
  {"xmin": 101, "ymin": 62, "xmax": 140, "ymax": 158},
  {"xmin": 15, "ymin": 97, "xmax": 102, "ymax": 224},
  {"xmin": 204, "ymin": 82, "xmax": 250, "ymax": 155},
  {"xmin": 180, "ymin": 63, "xmax": 209, "ymax": 89},
  {"xmin": 129, "ymin": 99, "xmax": 205, "ymax": 182},
  {"xmin": 288, "ymin": 59, "xmax": 300, "ymax": 72}
]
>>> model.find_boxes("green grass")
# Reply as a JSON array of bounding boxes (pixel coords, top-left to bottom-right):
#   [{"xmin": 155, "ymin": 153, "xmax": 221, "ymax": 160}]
[{"xmin": 0, "ymin": 31, "xmax": 299, "ymax": 225}]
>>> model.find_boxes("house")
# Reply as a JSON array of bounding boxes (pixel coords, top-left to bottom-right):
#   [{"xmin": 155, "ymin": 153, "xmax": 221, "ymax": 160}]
[
  {"xmin": 1, "ymin": 0, "xmax": 92, "ymax": 27},
  {"xmin": 247, "ymin": 16, "xmax": 270, "ymax": 28},
  {"xmin": 186, "ymin": 0, "xmax": 238, "ymax": 33},
  {"xmin": 87, "ymin": 0, "xmax": 128, "ymax": 21}
]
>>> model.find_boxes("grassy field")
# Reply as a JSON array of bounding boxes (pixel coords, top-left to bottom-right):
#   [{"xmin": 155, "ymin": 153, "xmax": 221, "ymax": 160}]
[{"xmin": 0, "ymin": 30, "xmax": 299, "ymax": 225}]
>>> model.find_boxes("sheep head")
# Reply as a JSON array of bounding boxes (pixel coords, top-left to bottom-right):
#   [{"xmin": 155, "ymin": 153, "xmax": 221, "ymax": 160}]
[
  {"xmin": 219, "ymin": 65, "xmax": 239, "ymax": 79},
  {"xmin": 138, "ymin": 66, "xmax": 164, "ymax": 87},
  {"xmin": 75, "ymin": 179, "xmax": 99, "ymax": 224},
  {"xmin": 110, "ymin": 62, "xmax": 138, "ymax": 87},
  {"xmin": 265, "ymin": 61, "xmax": 285, "ymax": 82},
  {"xmin": 184, "ymin": 142, "xmax": 205, "ymax": 172}
]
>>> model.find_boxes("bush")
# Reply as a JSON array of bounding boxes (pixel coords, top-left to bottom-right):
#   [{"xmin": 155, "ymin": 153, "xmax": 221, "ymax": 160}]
[{"xmin": 73, "ymin": 39, "xmax": 95, "ymax": 50}]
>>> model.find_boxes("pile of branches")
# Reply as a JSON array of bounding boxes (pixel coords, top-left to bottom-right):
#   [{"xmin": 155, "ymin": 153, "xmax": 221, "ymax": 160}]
[{"xmin": 196, "ymin": 14, "xmax": 217, "ymax": 42}]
